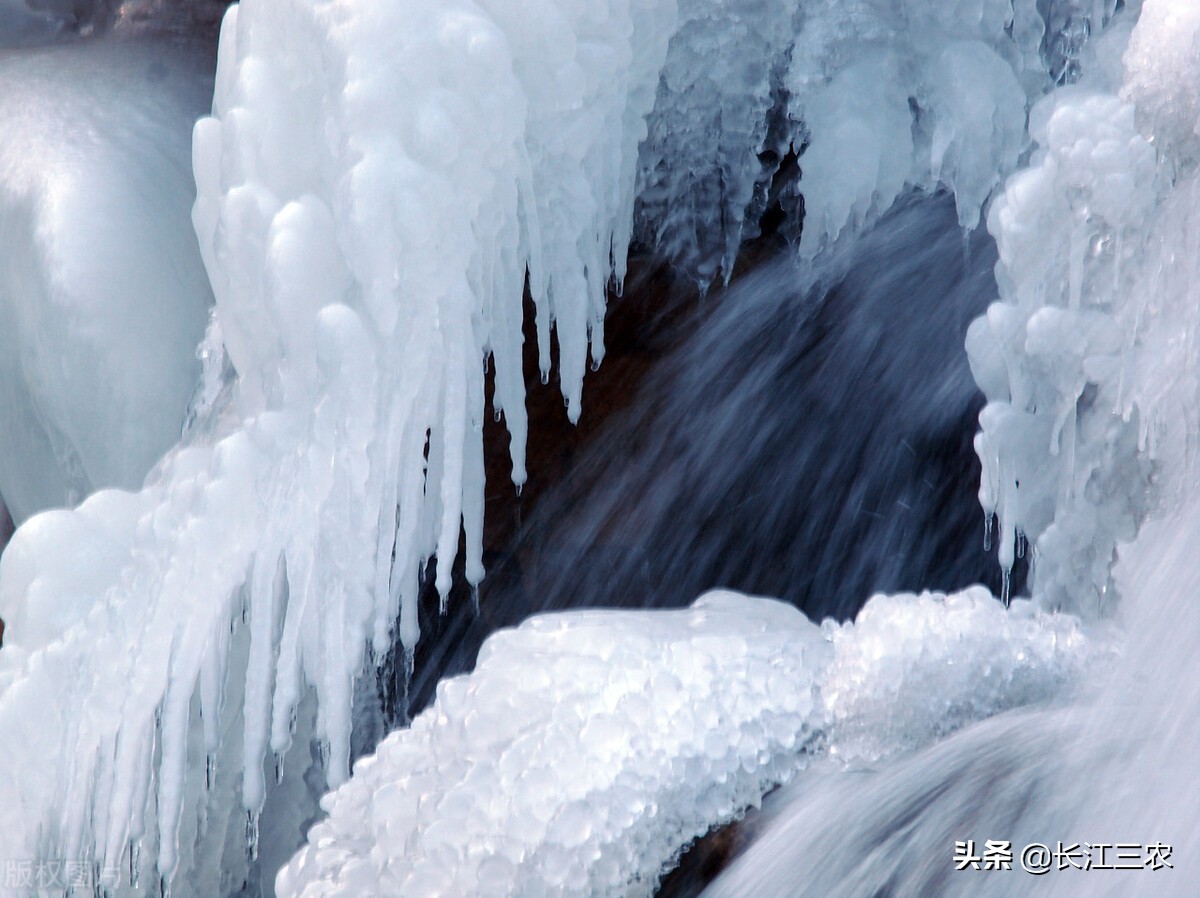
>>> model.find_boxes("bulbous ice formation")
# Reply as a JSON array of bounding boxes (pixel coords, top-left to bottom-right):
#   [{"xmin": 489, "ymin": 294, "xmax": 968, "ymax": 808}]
[{"xmin": 967, "ymin": 0, "xmax": 1200, "ymax": 615}]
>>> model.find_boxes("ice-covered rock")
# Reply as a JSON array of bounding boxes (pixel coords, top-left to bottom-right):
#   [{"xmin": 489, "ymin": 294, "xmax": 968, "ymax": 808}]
[{"xmin": 277, "ymin": 588, "xmax": 1099, "ymax": 898}]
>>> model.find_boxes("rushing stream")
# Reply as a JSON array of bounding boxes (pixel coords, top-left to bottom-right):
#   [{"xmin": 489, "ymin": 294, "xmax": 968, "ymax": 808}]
[{"xmin": 404, "ymin": 190, "xmax": 1014, "ymax": 718}]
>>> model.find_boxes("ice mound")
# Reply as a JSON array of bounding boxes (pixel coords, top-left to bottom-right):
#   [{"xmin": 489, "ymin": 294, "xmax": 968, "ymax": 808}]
[
  {"xmin": 277, "ymin": 588, "xmax": 1099, "ymax": 898},
  {"xmin": 821, "ymin": 587, "xmax": 1100, "ymax": 763},
  {"xmin": 277, "ymin": 592, "xmax": 827, "ymax": 898},
  {"xmin": 0, "ymin": 37, "xmax": 214, "ymax": 522}
]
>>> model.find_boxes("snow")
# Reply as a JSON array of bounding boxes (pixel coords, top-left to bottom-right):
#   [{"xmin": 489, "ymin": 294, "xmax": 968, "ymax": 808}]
[{"xmin": 276, "ymin": 588, "xmax": 1099, "ymax": 898}]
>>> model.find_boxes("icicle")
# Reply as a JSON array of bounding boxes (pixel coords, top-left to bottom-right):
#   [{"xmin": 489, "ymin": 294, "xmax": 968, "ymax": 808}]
[
  {"xmin": 246, "ymin": 810, "xmax": 260, "ymax": 864},
  {"xmin": 1001, "ymin": 568, "xmax": 1012, "ymax": 607},
  {"xmin": 129, "ymin": 841, "xmax": 141, "ymax": 890},
  {"xmin": 4, "ymin": 0, "xmax": 1082, "ymax": 877},
  {"xmin": 1016, "ymin": 529, "xmax": 1026, "ymax": 559},
  {"xmin": 275, "ymin": 752, "xmax": 285, "ymax": 785},
  {"xmin": 402, "ymin": 647, "xmax": 415, "ymax": 727},
  {"xmin": 983, "ymin": 512, "xmax": 994, "ymax": 551}
]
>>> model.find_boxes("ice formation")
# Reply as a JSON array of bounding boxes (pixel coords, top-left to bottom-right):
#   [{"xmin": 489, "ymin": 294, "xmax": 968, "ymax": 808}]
[
  {"xmin": 0, "ymin": 0, "xmax": 681, "ymax": 883},
  {"xmin": 967, "ymin": 0, "xmax": 1196, "ymax": 614},
  {"xmin": 634, "ymin": 0, "xmax": 799, "ymax": 285},
  {"xmin": 785, "ymin": 0, "xmax": 1037, "ymax": 258},
  {"xmin": 0, "ymin": 37, "xmax": 213, "ymax": 522},
  {"xmin": 636, "ymin": 0, "xmax": 1049, "ymax": 283},
  {"xmin": 0, "ymin": 0, "xmax": 1177, "ymax": 893},
  {"xmin": 276, "ymin": 589, "xmax": 1098, "ymax": 898}
]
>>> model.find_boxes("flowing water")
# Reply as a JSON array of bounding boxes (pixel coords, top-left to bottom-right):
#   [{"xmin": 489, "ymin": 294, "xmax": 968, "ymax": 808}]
[{"xmin": 402, "ymin": 190, "xmax": 1018, "ymax": 719}]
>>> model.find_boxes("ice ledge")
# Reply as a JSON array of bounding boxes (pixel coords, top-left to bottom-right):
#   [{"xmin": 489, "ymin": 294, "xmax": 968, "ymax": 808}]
[{"xmin": 278, "ymin": 587, "xmax": 1106, "ymax": 898}]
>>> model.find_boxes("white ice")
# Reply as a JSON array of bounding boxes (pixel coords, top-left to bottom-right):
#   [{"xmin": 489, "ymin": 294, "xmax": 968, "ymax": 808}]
[
  {"xmin": 0, "ymin": 0, "xmax": 1174, "ymax": 893},
  {"xmin": 967, "ymin": 0, "xmax": 1192, "ymax": 614},
  {"xmin": 276, "ymin": 588, "xmax": 1098, "ymax": 898}
]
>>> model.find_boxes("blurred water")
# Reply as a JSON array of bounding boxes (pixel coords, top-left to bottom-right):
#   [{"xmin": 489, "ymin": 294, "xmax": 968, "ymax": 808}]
[
  {"xmin": 703, "ymin": 492, "xmax": 1200, "ymax": 897},
  {"xmin": 398, "ymin": 190, "xmax": 1020, "ymax": 718}
]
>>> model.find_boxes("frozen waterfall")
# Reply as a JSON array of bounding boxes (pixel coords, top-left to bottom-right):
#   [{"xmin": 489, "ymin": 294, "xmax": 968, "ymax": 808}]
[{"xmin": 0, "ymin": 0, "xmax": 1196, "ymax": 896}]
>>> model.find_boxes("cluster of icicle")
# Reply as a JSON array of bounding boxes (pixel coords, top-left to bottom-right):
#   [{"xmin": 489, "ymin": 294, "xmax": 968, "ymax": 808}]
[
  {"xmin": 0, "ymin": 0, "xmax": 680, "ymax": 886},
  {"xmin": 0, "ymin": 0, "xmax": 1126, "ymax": 893},
  {"xmin": 276, "ymin": 589, "xmax": 1099, "ymax": 898},
  {"xmin": 635, "ymin": 0, "xmax": 1054, "ymax": 288},
  {"xmin": 967, "ymin": 0, "xmax": 1200, "ymax": 615}
]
